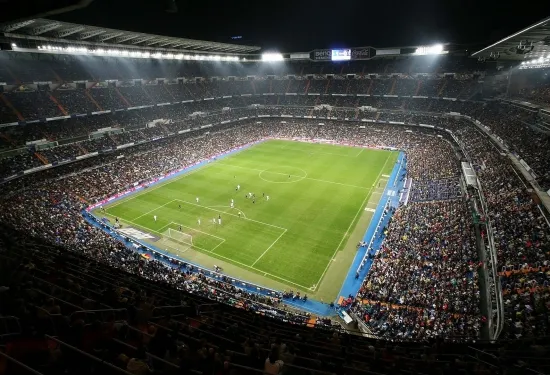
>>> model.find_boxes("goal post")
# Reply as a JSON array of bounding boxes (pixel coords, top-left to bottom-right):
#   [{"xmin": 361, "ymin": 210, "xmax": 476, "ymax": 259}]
[{"xmin": 167, "ymin": 228, "xmax": 193, "ymax": 246}]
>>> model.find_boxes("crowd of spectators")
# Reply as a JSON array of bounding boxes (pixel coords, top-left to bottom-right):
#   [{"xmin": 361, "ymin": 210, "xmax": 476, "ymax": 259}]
[
  {"xmin": 3, "ymin": 223, "xmax": 529, "ymax": 375},
  {"xmin": 0, "ymin": 76, "xmax": 481, "ymax": 124},
  {"xmin": 410, "ymin": 179, "xmax": 462, "ymax": 202},
  {"xmin": 353, "ymin": 200, "xmax": 480, "ymax": 339},
  {"xmin": 0, "ymin": 77, "xmax": 548, "ymax": 345},
  {"xmin": 0, "ymin": 119, "xmax": 481, "ymax": 344}
]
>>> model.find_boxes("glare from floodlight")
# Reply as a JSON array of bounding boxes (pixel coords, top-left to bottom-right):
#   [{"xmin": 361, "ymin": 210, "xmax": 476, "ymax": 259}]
[
  {"xmin": 262, "ymin": 52, "xmax": 284, "ymax": 61},
  {"xmin": 414, "ymin": 44, "xmax": 446, "ymax": 56},
  {"xmin": 433, "ymin": 44, "xmax": 443, "ymax": 53}
]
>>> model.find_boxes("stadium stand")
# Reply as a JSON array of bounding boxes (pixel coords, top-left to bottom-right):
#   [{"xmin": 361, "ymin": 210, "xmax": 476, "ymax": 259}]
[{"xmin": 0, "ymin": 49, "xmax": 549, "ymax": 375}]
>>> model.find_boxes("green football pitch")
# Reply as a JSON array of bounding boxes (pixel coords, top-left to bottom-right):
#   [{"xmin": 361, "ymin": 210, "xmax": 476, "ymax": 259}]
[{"xmin": 97, "ymin": 140, "xmax": 398, "ymax": 298}]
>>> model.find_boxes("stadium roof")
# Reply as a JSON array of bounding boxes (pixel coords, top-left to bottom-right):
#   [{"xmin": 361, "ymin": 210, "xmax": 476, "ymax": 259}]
[
  {"xmin": 472, "ymin": 16, "xmax": 550, "ymax": 60},
  {"xmin": 0, "ymin": 18, "xmax": 261, "ymax": 54}
]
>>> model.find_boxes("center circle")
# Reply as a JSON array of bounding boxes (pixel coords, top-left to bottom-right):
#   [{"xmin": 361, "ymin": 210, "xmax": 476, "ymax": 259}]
[{"xmin": 258, "ymin": 166, "xmax": 308, "ymax": 183}]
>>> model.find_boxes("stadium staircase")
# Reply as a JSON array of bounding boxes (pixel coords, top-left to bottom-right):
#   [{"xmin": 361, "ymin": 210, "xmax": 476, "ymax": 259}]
[
  {"xmin": 49, "ymin": 67, "xmax": 63, "ymax": 83},
  {"xmin": 141, "ymin": 86, "xmax": 155, "ymax": 103},
  {"xmin": 438, "ymin": 79, "xmax": 448, "ymax": 97},
  {"xmin": 269, "ymin": 79, "xmax": 273, "ymax": 94},
  {"xmin": 162, "ymin": 83, "xmax": 176, "ymax": 101},
  {"xmin": 367, "ymin": 79, "xmax": 374, "ymax": 95},
  {"xmin": 0, "ymin": 93, "xmax": 24, "ymax": 121},
  {"xmin": 48, "ymin": 93, "xmax": 68, "ymax": 116},
  {"xmin": 285, "ymin": 79, "xmax": 292, "ymax": 94},
  {"xmin": 84, "ymin": 89, "xmax": 103, "ymax": 111},
  {"xmin": 34, "ymin": 152, "xmax": 49, "ymax": 165},
  {"xmin": 324, "ymin": 79, "xmax": 331, "ymax": 94},
  {"xmin": 414, "ymin": 80, "xmax": 422, "ymax": 96},
  {"xmin": 305, "ymin": 79, "xmax": 311, "ymax": 94},
  {"xmin": 4, "ymin": 66, "xmax": 20, "ymax": 85},
  {"xmin": 389, "ymin": 77, "xmax": 397, "ymax": 95},
  {"xmin": 345, "ymin": 80, "xmax": 352, "ymax": 95},
  {"xmin": 0, "ymin": 132, "xmax": 16, "ymax": 147},
  {"xmin": 114, "ymin": 86, "xmax": 131, "ymax": 107},
  {"xmin": 250, "ymin": 80, "xmax": 256, "ymax": 95}
]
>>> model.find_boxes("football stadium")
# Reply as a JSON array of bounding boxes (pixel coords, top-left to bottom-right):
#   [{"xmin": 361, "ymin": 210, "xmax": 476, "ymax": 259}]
[{"xmin": 0, "ymin": 3, "xmax": 549, "ymax": 374}]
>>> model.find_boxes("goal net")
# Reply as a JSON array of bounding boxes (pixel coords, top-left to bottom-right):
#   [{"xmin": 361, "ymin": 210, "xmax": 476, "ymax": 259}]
[{"xmin": 167, "ymin": 228, "xmax": 193, "ymax": 246}]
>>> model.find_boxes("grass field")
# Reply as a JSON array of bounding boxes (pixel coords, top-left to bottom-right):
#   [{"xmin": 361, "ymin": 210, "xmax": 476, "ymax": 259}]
[{"xmin": 98, "ymin": 140, "xmax": 398, "ymax": 296}]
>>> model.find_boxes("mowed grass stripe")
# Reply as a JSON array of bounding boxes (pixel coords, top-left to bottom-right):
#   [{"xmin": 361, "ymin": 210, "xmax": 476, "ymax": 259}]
[{"xmin": 103, "ymin": 140, "xmax": 396, "ymax": 288}]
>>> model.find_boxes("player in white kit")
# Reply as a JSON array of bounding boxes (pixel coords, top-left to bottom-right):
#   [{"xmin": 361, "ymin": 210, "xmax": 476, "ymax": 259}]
[{"xmin": 154, "ymin": 215, "xmax": 157, "ymax": 222}]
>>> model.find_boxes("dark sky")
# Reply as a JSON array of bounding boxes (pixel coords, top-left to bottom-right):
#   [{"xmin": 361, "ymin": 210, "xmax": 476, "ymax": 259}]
[{"xmin": 52, "ymin": 0, "xmax": 550, "ymax": 52}]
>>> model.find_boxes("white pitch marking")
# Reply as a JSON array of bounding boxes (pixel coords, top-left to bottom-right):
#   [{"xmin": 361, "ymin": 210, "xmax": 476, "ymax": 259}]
[
  {"xmin": 105, "ymin": 164, "xmax": 215, "ymax": 211},
  {"xmin": 207, "ymin": 205, "xmax": 248, "ymax": 218},
  {"xmin": 214, "ymin": 162, "xmax": 369, "ymax": 190},
  {"xmin": 132, "ymin": 199, "xmax": 177, "ymax": 221},
  {"xmin": 175, "ymin": 199, "xmax": 287, "ymax": 231},
  {"xmin": 118, "ymin": 217, "xmax": 309, "ymax": 290},
  {"xmin": 251, "ymin": 229, "xmax": 287, "ymax": 266},
  {"xmin": 313, "ymin": 151, "xmax": 394, "ymax": 291},
  {"xmin": 169, "ymin": 222, "xmax": 226, "ymax": 241}
]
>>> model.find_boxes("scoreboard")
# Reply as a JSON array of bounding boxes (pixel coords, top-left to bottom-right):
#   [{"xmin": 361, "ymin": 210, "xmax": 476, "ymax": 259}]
[
  {"xmin": 331, "ymin": 49, "xmax": 351, "ymax": 61},
  {"xmin": 311, "ymin": 47, "xmax": 373, "ymax": 61}
]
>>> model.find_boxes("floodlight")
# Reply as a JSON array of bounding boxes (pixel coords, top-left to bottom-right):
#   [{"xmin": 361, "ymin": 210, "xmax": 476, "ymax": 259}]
[
  {"xmin": 432, "ymin": 44, "xmax": 443, "ymax": 53},
  {"xmin": 262, "ymin": 52, "xmax": 284, "ymax": 61}
]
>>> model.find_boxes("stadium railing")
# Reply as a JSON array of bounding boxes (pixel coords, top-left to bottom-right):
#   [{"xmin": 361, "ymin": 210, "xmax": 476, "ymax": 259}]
[
  {"xmin": 45, "ymin": 335, "xmax": 133, "ymax": 375},
  {"xmin": 0, "ymin": 350, "xmax": 45, "ymax": 375}
]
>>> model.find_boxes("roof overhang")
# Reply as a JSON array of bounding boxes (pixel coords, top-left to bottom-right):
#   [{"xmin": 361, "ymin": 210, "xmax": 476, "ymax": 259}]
[
  {"xmin": 0, "ymin": 18, "xmax": 261, "ymax": 54},
  {"xmin": 471, "ymin": 16, "xmax": 550, "ymax": 60}
]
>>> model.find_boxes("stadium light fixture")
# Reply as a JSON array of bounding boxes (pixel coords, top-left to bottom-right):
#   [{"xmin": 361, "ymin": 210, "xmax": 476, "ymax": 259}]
[
  {"xmin": 262, "ymin": 52, "xmax": 284, "ymax": 61},
  {"xmin": 31, "ymin": 43, "xmax": 241, "ymax": 62},
  {"xmin": 414, "ymin": 44, "xmax": 446, "ymax": 56}
]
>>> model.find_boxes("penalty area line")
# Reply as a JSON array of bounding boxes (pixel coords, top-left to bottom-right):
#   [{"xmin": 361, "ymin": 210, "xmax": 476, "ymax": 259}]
[
  {"xmin": 104, "ymin": 164, "xmax": 215, "ymax": 211},
  {"xmin": 175, "ymin": 199, "xmax": 286, "ymax": 231},
  {"xmin": 207, "ymin": 205, "xmax": 247, "ymax": 218},
  {"xmin": 122, "ymin": 217, "xmax": 307, "ymax": 289},
  {"xmin": 132, "ymin": 199, "xmax": 177, "ymax": 221}
]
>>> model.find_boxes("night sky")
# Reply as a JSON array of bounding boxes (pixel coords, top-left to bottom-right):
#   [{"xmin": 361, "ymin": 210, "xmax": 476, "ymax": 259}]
[{"xmin": 51, "ymin": 0, "xmax": 550, "ymax": 52}]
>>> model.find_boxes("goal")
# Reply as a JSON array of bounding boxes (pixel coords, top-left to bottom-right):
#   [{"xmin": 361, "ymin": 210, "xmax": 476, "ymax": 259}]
[{"xmin": 167, "ymin": 228, "xmax": 193, "ymax": 246}]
